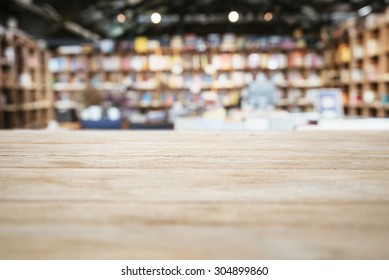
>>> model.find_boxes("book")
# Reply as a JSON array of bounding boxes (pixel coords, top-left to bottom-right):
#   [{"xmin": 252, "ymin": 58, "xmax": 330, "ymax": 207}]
[
  {"xmin": 304, "ymin": 52, "xmax": 324, "ymax": 68},
  {"xmin": 287, "ymin": 89, "xmax": 302, "ymax": 103},
  {"xmin": 352, "ymin": 44, "xmax": 364, "ymax": 59},
  {"xmin": 231, "ymin": 54, "xmax": 246, "ymax": 70},
  {"xmin": 102, "ymin": 56, "xmax": 121, "ymax": 71},
  {"xmin": 231, "ymin": 72, "xmax": 246, "ymax": 87},
  {"xmin": 184, "ymin": 34, "xmax": 197, "ymax": 50},
  {"xmin": 380, "ymin": 93, "xmax": 389, "ymax": 105},
  {"xmin": 149, "ymin": 55, "xmax": 163, "ymax": 71},
  {"xmin": 134, "ymin": 37, "xmax": 149, "ymax": 53},
  {"xmin": 171, "ymin": 36, "xmax": 183, "ymax": 49},
  {"xmin": 247, "ymin": 53, "xmax": 261, "ymax": 69},
  {"xmin": 121, "ymin": 56, "xmax": 132, "ymax": 71},
  {"xmin": 131, "ymin": 56, "xmax": 148, "ymax": 71},
  {"xmin": 366, "ymin": 38, "xmax": 379, "ymax": 56},
  {"xmin": 338, "ymin": 43, "xmax": 351, "ymax": 63},
  {"xmin": 207, "ymin": 34, "xmax": 221, "ymax": 48},
  {"xmin": 212, "ymin": 55, "xmax": 222, "ymax": 70},
  {"xmin": 363, "ymin": 90, "xmax": 376, "ymax": 104},
  {"xmin": 287, "ymin": 70, "xmax": 303, "ymax": 82},
  {"xmin": 340, "ymin": 69, "xmax": 350, "ymax": 83},
  {"xmin": 289, "ymin": 51, "xmax": 304, "ymax": 67},
  {"xmin": 364, "ymin": 63, "xmax": 378, "ymax": 81},
  {"xmin": 182, "ymin": 54, "xmax": 193, "ymax": 70},
  {"xmin": 351, "ymin": 68, "xmax": 363, "ymax": 82},
  {"xmin": 220, "ymin": 34, "xmax": 236, "ymax": 51},
  {"xmin": 90, "ymin": 56, "xmax": 102, "ymax": 71},
  {"xmin": 267, "ymin": 54, "xmax": 287, "ymax": 70},
  {"xmin": 270, "ymin": 71, "xmax": 286, "ymax": 85},
  {"xmin": 167, "ymin": 74, "xmax": 184, "ymax": 89},
  {"xmin": 148, "ymin": 39, "xmax": 160, "ymax": 51},
  {"xmin": 195, "ymin": 37, "xmax": 207, "ymax": 52},
  {"xmin": 100, "ymin": 40, "xmax": 115, "ymax": 53},
  {"xmin": 140, "ymin": 92, "xmax": 152, "ymax": 106}
]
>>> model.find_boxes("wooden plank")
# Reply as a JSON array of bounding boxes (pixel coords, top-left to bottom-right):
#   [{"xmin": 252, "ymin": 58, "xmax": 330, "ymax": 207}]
[{"xmin": 0, "ymin": 131, "xmax": 389, "ymax": 259}]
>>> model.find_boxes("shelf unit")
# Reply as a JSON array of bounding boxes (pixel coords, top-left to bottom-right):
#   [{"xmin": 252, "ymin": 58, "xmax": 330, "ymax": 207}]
[
  {"xmin": 323, "ymin": 9, "xmax": 389, "ymax": 118},
  {"xmin": 49, "ymin": 35, "xmax": 325, "ymax": 126},
  {"xmin": 0, "ymin": 25, "xmax": 53, "ymax": 129}
]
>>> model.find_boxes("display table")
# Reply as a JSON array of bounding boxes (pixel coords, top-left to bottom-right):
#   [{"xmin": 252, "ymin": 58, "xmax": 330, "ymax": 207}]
[
  {"xmin": 0, "ymin": 131, "xmax": 388, "ymax": 259},
  {"xmin": 174, "ymin": 116, "xmax": 389, "ymax": 131}
]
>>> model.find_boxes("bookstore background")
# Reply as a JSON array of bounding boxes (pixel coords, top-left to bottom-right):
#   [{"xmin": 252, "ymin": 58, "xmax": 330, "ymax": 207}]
[{"xmin": 1, "ymin": 0, "xmax": 389, "ymax": 130}]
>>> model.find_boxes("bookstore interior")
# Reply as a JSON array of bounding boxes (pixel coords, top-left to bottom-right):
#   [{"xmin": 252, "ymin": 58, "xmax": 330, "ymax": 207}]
[{"xmin": 1, "ymin": 0, "xmax": 389, "ymax": 131}]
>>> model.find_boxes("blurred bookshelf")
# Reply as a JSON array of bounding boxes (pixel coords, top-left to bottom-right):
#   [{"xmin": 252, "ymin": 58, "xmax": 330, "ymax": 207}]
[
  {"xmin": 0, "ymin": 25, "xmax": 53, "ymax": 129},
  {"xmin": 2, "ymin": 8, "xmax": 389, "ymax": 130},
  {"xmin": 322, "ymin": 8, "xmax": 389, "ymax": 118},
  {"xmin": 49, "ymin": 34, "xmax": 325, "ymax": 127}
]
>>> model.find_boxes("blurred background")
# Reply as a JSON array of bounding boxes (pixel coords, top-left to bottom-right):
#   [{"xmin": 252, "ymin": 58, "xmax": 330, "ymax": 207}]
[{"xmin": 1, "ymin": 0, "xmax": 389, "ymax": 131}]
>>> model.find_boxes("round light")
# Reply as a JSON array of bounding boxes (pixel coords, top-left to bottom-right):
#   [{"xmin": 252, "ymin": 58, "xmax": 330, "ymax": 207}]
[
  {"xmin": 151, "ymin": 12, "xmax": 161, "ymax": 24},
  {"xmin": 117, "ymin": 13, "xmax": 126, "ymax": 23},
  {"xmin": 264, "ymin": 12, "xmax": 273, "ymax": 22},
  {"xmin": 228, "ymin": 11, "xmax": 239, "ymax": 23}
]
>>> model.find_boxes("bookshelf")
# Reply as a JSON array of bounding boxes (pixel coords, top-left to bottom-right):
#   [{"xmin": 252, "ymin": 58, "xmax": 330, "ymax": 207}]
[
  {"xmin": 0, "ymin": 25, "xmax": 53, "ymax": 129},
  {"xmin": 49, "ymin": 35, "xmax": 325, "ymax": 127},
  {"xmin": 323, "ymin": 8, "xmax": 389, "ymax": 118}
]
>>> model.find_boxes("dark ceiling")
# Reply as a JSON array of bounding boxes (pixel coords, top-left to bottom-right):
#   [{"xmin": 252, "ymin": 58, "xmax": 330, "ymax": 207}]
[{"xmin": 0, "ymin": 0, "xmax": 388, "ymax": 43}]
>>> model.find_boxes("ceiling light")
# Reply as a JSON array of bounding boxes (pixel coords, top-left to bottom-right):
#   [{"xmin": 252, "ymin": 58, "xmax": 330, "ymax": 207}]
[
  {"xmin": 228, "ymin": 11, "xmax": 239, "ymax": 23},
  {"xmin": 117, "ymin": 13, "xmax": 126, "ymax": 23},
  {"xmin": 151, "ymin": 12, "xmax": 162, "ymax": 24},
  {"xmin": 264, "ymin": 12, "xmax": 273, "ymax": 22},
  {"xmin": 358, "ymin": 5, "xmax": 372, "ymax": 17}
]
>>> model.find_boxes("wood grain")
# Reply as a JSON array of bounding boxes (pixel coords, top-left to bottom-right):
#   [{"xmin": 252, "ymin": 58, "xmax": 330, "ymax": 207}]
[{"xmin": 0, "ymin": 131, "xmax": 388, "ymax": 259}]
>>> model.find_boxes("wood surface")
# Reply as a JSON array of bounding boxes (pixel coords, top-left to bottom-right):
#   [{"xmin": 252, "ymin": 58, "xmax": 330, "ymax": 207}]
[{"xmin": 0, "ymin": 131, "xmax": 388, "ymax": 259}]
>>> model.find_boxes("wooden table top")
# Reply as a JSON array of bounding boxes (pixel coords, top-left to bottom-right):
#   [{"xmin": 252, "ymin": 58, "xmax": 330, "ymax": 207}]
[{"xmin": 0, "ymin": 131, "xmax": 388, "ymax": 259}]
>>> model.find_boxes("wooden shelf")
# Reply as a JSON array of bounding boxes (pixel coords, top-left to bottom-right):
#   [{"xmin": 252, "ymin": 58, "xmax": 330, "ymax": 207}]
[
  {"xmin": 49, "ymin": 36, "xmax": 326, "ymax": 122},
  {"xmin": 128, "ymin": 105, "xmax": 172, "ymax": 110},
  {"xmin": 277, "ymin": 82, "xmax": 324, "ymax": 89},
  {"xmin": 344, "ymin": 102, "xmax": 389, "ymax": 110},
  {"xmin": 276, "ymin": 100, "xmax": 314, "ymax": 107},
  {"xmin": 1, "ymin": 100, "xmax": 51, "ymax": 112},
  {"xmin": 0, "ymin": 25, "xmax": 53, "ymax": 128},
  {"xmin": 53, "ymin": 83, "xmax": 88, "ymax": 91},
  {"xmin": 323, "ymin": 9, "xmax": 389, "ymax": 118}
]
